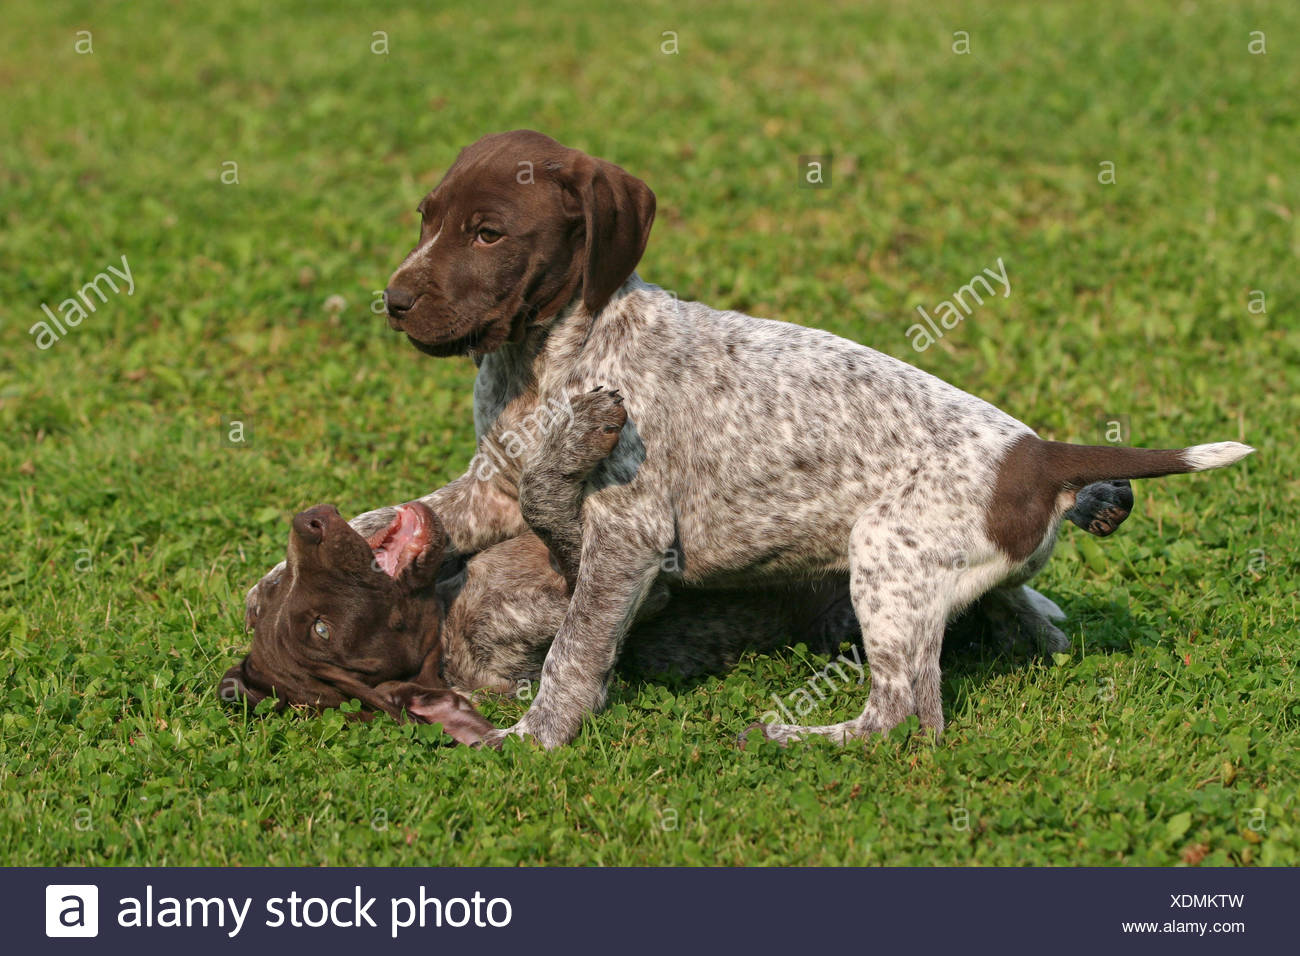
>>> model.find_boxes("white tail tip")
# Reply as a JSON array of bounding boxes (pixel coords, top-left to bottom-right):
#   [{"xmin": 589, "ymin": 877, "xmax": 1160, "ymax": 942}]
[{"xmin": 1183, "ymin": 441, "xmax": 1255, "ymax": 471}]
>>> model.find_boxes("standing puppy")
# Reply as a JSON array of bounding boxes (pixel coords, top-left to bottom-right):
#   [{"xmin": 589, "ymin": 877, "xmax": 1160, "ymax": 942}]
[{"xmin": 258, "ymin": 130, "xmax": 1253, "ymax": 749}]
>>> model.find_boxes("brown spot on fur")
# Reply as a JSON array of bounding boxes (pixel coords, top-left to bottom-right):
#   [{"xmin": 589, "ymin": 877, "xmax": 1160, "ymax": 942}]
[
  {"xmin": 988, "ymin": 435, "xmax": 1195, "ymax": 560},
  {"xmin": 986, "ymin": 436, "xmax": 1058, "ymax": 561}
]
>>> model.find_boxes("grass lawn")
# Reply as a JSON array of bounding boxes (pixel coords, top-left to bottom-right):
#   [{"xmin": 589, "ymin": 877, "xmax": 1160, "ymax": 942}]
[{"xmin": 2, "ymin": 0, "xmax": 1297, "ymax": 866}]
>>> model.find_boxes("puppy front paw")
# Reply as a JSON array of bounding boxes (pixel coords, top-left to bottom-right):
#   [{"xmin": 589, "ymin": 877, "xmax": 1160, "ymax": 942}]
[
  {"xmin": 559, "ymin": 386, "xmax": 627, "ymax": 476},
  {"xmin": 477, "ymin": 726, "xmax": 519, "ymax": 751},
  {"xmin": 478, "ymin": 720, "xmax": 569, "ymax": 751}
]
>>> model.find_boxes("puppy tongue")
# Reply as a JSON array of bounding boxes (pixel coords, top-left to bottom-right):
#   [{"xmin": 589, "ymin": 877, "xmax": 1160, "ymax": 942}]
[{"xmin": 367, "ymin": 505, "xmax": 429, "ymax": 577}]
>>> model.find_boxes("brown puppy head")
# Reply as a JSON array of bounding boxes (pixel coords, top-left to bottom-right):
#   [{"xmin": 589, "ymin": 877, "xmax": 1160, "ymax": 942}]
[
  {"xmin": 221, "ymin": 502, "xmax": 492, "ymax": 745},
  {"xmin": 382, "ymin": 129, "xmax": 656, "ymax": 358}
]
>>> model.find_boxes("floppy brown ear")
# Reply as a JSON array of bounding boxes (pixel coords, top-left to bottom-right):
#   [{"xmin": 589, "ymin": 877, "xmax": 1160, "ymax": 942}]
[
  {"xmin": 379, "ymin": 682, "xmax": 495, "ymax": 746},
  {"xmin": 565, "ymin": 153, "xmax": 656, "ymax": 315},
  {"xmin": 219, "ymin": 657, "xmax": 270, "ymax": 710}
]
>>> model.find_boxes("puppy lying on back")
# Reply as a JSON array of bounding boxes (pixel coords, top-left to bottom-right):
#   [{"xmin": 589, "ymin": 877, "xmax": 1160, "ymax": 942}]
[
  {"xmin": 219, "ymin": 389, "xmax": 628, "ymax": 744},
  {"xmin": 223, "ymin": 390, "xmax": 1140, "ymax": 743},
  {"xmin": 221, "ymin": 497, "xmax": 496, "ymax": 743}
]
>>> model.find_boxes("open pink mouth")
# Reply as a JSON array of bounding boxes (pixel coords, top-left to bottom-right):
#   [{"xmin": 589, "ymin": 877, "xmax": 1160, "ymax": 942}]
[{"xmin": 366, "ymin": 504, "xmax": 433, "ymax": 578}]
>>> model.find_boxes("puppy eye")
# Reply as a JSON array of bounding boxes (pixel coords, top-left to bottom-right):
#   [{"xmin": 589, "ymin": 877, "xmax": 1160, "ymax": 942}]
[
  {"xmin": 474, "ymin": 227, "xmax": 503, "ymax": 245},
  {"xmin": 312, "ymin": 619, "xmax": 331, "ymax": 641}
]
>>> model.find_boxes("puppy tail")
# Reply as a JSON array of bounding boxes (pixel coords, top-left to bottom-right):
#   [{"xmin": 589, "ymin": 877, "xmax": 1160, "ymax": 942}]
[{"xmin": 1041, "ymin": 439, "xmax": 1255, "ymax": 488}]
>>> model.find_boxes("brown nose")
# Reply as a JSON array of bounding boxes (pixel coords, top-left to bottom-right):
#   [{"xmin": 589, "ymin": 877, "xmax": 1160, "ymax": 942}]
[
  {"xmin": 292, "ymin": 504, "xmax": 341, "ymax": 545},
  {"xmin": 384, "ymin": 287, "xmax": 415, "ymax": 318}
]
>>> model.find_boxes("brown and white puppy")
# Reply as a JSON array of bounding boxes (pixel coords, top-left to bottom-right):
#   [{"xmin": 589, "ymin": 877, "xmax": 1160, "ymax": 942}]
[{"xmin": 251, "ymin": 131, "xmax": 1251, "ymax": 750}]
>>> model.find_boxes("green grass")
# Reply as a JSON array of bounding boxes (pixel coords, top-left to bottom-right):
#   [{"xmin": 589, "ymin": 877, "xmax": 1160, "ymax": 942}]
[{"xmin": 2, "ymin": 0, "xmax": 1298, "ymax": 866}]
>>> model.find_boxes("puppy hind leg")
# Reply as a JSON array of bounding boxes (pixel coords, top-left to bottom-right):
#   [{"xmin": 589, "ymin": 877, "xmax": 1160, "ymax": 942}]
[
  {"xmin": 752, "ymin": 520, "xmax": 949, "ymax": 747},
  {"xmin": 970, "ymin": 585, "xmax": 1070, "ymax": 655},
  {"xmin": 908, "ymin": 613, "xmax": 948, "ymax": 737},
  {"xmin": 756, "ymin": 574, "xmax": 944, "ymax": 746},
  {"xmin": 1022, "ymin": 586, "xmax": 1066, "ymax": 622}
]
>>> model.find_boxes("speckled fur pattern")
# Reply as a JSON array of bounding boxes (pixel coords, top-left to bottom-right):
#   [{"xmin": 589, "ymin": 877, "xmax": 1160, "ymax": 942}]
[{"xmin": 433, "ymin": 389, "xmax": 866, "ymax": 694}]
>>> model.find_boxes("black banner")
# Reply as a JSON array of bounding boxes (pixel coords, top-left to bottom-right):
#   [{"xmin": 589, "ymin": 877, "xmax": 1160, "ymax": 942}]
[{"xmin": 12, "ymin": 867, "xmax": 1293, "ymax": 952}]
